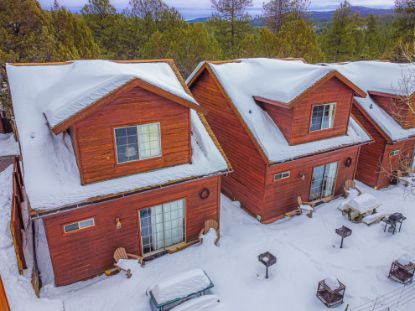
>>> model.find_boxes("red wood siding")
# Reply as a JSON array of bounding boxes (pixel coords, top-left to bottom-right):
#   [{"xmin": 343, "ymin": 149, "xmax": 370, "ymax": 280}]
[
  {"xmin": 263, "ymin": 146, "xmax": 360, "ymax": 222},
  {"xmin": 71, "ymin": 86, "xmax": 191, "ymax": 184},
  {"xmin": 0, "ymin": 276, "xmax": 11, "ymax": 311},
  {"xmin": 351, "ymin": 103, "xmax": 386, "ymax": 188},
  {"xmin": 371, "ymin": 94, "xmax": 415, "ymax": 129},
  {"xmin": 290, "ymin": 77, "xmax": 354, "ymax": 145},
  {"xmin": 43, "ymin": 175, "xmax": 220, "ymax": 286},
  {"xmin": 259, "ymin": 103, "xmax": 293, "ymax": 142},
  {"xmin": 190, "ymin": 70, "xmax": 267, "ymax": 217}
]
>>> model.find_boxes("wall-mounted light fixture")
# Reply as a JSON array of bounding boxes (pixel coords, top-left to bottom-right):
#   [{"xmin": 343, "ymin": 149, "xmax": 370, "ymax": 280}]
[
  {"xmin": 298, "ymin": 173, "xmax": 306, "ymax": 181},
  {"xmin": 115, "ymin": 218, "xmax": 122, "ymax": 230}
]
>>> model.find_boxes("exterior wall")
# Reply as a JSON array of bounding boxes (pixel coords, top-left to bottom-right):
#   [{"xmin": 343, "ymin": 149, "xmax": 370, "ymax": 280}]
[
  {"xmin": 0, "ymin": 111, "xmax": 6, "ymax": 134},
  {"xmin": 43, "ymin": 175, "xmax": 221, "ymax": 286},
  {"xmin": 351, "ymin": 103, "xmax": 386, "ymax": 188},
  {"xmin": 263, "ymin": 146, "xmax": 360, "ymax": 222},
  {"xmin": 352, "ymin": 102, "xmax": 415, "ymax": 189},
  {"xmin": 190, "ymin": 70, "xmax": 267, "ymax": 217},
  {"xmin": 259, "ymin": 104, "xmax": 293, "ymax": 142},
  {"xmin": 371, "ymin": 94, "xmax": 415, "ymax": 129},
  {"xmin": 71, "ymin": 86, "xmax": 191, "ymax": 184},
  {"xmin": 379, "ymin": 138, "xmax": 415, "ymax": 188},
  {"xmin": 290, "ymin": 77, "xmax": 354, "ymax": 145}
]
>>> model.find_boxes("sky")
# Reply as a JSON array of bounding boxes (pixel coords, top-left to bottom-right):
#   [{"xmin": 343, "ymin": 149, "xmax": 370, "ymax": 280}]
[{"xmin": 39, "ymin": 0, "xmax": 396, "ymax": 19}]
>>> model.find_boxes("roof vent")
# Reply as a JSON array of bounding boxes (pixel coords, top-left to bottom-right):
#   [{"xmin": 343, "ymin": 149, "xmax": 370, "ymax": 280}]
[{"xmin": 370, "ymin": 103, "xmax": 373, "ymax": 109}]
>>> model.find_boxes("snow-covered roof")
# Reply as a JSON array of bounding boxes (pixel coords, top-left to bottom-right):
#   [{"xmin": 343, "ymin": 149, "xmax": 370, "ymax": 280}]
[
  {"xmin": 7, "ymin": 60, "xmax": 228, "ymax": 212},
  {"xmin": 188, "ymin": 59, "xmax": 371, "ymax": 164},
  {"xmin": 325, "ymin": 61, "xmax": 415, "ymax": 142},
  {"xmin": 0, "ymin": 133, "xmax": 19, "ymax": 157},
  {"xmin": 36, "ymin": 60, "xmax": 198, "ymax": 129}
]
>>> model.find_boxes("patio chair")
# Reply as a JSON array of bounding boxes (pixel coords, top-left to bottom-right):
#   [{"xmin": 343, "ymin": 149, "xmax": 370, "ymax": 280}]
[
  {"xmin": 297, "ymin": 196, "xmax": 315, "ymax": 218},
  {"xmin": 113, "ymin": 247, "xmax": 145, "ymax": 278},
  {"xmin": 198, "ymin": 219, "xmax": 220, "ymax": 246},
  {"xmin": 343, "ymin": 179, "xmax": 362, "ymax": 198}
]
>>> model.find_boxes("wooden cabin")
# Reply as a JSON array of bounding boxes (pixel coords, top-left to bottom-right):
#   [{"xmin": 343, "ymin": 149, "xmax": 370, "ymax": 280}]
[
  {"xmin": 328, "ymin": 62, "xmax": 415, "ymax": 189},
  {"xmin": 188, "ymin": 59, "xmax": 371, "ymax": 223},
  {"xmin": 6, "ymin": 60, "xmax": 230, "ymax": 286}
]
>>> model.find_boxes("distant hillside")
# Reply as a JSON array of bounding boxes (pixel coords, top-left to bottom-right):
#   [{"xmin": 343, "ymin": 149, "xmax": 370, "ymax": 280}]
[{"xmin": 188, "ymin": 6, "xmax": 395, "ymax": 25}]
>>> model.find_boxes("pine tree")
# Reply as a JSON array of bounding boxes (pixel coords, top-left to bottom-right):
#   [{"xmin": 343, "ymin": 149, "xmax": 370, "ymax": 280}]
[
  {"xmin": 263, "ymin": 0, "xmax": 310, "ymax": 33},
  {"xmin": 393, "ymin": 0, "xmax": 415, "ymax": 61},
  {"xmin": 320, "ymin": 1, "xmax": 356, "ymax": 62},
  {"xmin": 51, "ymin": 2, "xmax": 100, "ymax": 60},
  {"xmin": 278, "ymin": 19, "xmax": 324, "ymax": 62},
  {"xmin": 209, "ymin": 0, "xmax": 253, "ymax": 58},
  {"xmin": 239, "ymin": 28, "xmax": 282, "ymax": 58}
]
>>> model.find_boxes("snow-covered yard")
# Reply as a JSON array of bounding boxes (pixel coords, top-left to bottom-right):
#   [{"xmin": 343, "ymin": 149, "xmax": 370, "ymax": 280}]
[{"xmin": 1, "ymin": 165, "xmax": 415, "ymax": 311}]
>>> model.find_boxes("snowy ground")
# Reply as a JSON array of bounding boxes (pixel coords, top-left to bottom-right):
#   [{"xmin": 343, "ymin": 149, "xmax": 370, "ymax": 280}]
[
  {"xmin": 0, "ymin": 133, "xmax": 19, "ymax": 157},
  {"xmin": 1, "ymin": 165, "xmax": 415, "ymax": 311}
]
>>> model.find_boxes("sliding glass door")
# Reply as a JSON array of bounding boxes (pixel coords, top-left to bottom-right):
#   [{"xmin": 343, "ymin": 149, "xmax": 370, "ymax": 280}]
[
  {"xmin": 310, "ymin": 162, "xmax": 338, "ymax": 201},
  {"xmin": 139, "ymin": 199, "xmax": 185, "ymax": 255}
]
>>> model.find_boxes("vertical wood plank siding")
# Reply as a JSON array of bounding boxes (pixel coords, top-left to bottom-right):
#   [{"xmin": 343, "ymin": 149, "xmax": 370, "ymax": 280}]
[
  {"xmin": 72, "ymin": 86, "xmax": 191, "ymax": 184},
  {"xmin": 43, "ymin": 175, "xmax": 220, "ymax": 286},
  {"xmin": 190, "ymin": 70, "xmax": 267, "ymax": 217},
  {"xmin": 264, "ymin": 146, "xmax": 361, "ymax": 221}
]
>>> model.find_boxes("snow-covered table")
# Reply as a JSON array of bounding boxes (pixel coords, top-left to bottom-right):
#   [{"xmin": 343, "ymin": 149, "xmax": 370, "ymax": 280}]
[
  {"xmin": 339, "ymin": 193, "xmax": 381, "ymax": 223},
  {"xmin": 148, "ymin": 269, "xmax": 214, "ymax": 311}
]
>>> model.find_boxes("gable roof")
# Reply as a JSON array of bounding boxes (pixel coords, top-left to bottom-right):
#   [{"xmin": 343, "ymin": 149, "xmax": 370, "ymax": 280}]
[
  {"xmin": 325, "ymin": 61, "xmax": 415, "ymax": 142},
  {"xmin": 27, "ymin": 60, "xmax": 201, "ymax": 133},
  {"xmin": 6, "ymin": 60, "xmax": 230, "ymax": 213},
  {"xmin": 188, "ymin": 58, "xmax": 371, "ymax": 164}
]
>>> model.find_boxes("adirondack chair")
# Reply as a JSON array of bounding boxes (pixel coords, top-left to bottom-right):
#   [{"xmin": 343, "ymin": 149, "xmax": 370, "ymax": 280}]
[
  {"xmin": 297, "ymin": 196, "xmax": 315, "ymax": 218},
  {"xmin": 112, "ymin": 247, "xmax": 145, "ymax": 278},
  {"xmin": 198, "ymin": 219, "xmax": 220, "ymax": 246},
  {"xmin": 343, "ymin": 179, "xmax": 362, "ymax": 198}
]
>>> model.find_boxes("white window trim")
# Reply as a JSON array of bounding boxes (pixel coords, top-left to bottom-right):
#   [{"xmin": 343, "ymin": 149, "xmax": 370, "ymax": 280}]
[
  {"xmin": 64, "ymin": 218, "xmax": 95, "ymax": 233},
  {"xmin": 390, "ymin": 150, "xmax": 400, "ymax": 157},
  {"xmin": 114, "ymin": 122, "xmax": 162, "ymax": 164},
  {"xmin": 310, "ymin": 103, "xmax": 336, "ymax": 132},
  {"xmin": 274, "ymin": 171, "xmax": 291, "ymax": 181}
]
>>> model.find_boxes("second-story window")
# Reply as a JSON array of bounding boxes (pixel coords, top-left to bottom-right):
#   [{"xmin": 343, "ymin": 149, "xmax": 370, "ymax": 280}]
[
  {"xmin": 115, "ymin": 123, "xmax": 161, "ymax": 164},
  {"xmin": 310, "ymin": 103, "xmax": 336, "ymax": 132}
]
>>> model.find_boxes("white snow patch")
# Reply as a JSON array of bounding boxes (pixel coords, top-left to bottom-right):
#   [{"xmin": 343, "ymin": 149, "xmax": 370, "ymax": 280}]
[
  {"xmin": 324, "ymin": 277, "xmax": 341, "ymax": 291},
  {"xmin": 150, "ymin": 269, "xmax": 211, "ymax": 304},
  {"xmin": 347, "ymin": 193, "xmax": 380, "ymax": 214},
  {"xmin": 0, "ymin": 133, "xmax": 19, "ymax": 156},
  {"xmin": 170, "ymin": 295, "xmax": 220, "ymax": 311}
]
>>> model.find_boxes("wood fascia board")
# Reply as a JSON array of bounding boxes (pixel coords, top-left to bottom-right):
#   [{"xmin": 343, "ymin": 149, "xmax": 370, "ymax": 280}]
[
  {"xmin": 287, "ymin": 71, "xmax": 367, "ymax": 108},
  {"xmin": 352, "ymin": 99, "xmax": 393, "ymax": 144},
  {"xmin": 203, "ymin": 64, "xmax": 270, "ymax": 165},
  {"xmin": 253, "ymin": 96, "xmax": 290, "ymax": 109},
  {"xmin": 52, "ymin": 77, "xmax": 203, "ymax": 134}
]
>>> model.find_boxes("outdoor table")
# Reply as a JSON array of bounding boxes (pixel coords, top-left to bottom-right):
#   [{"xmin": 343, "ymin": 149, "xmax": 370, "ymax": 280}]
[{"xmin": 383, "ymin": 213, "xmax": 407, "ymax": 234}]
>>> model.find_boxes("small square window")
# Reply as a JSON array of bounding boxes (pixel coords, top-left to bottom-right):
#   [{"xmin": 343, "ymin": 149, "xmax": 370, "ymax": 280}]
[{"xmin": 274, "ymin": 171, "xmax": 291, "ymax": 181}]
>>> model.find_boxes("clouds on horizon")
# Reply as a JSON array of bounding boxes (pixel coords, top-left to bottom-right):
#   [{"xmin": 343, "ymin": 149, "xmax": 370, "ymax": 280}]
[{"xmin": 39, "ymin": 0, "xmax": 396, "ymax": 19}]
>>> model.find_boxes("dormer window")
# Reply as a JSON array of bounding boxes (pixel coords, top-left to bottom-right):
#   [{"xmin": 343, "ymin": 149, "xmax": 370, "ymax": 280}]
[
  {"xmin": 115, "ymin": 123, "xmax": 161, "ymax": 164},
  {"xmin": 310, "ymin": 103, "xmax": 336, "ymax": 132}
]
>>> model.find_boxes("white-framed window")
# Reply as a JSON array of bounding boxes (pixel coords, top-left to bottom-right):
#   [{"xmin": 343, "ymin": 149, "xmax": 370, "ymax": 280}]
[
  {"xmin": 310, "ymin": 103, "xmax": 336, "ymax": 132},
  {"xmin": 64, "ymin": 218, "xmax": 95, "ymax": 233},
  {"xmin": 390, "ymin": 150, "xmax": 400, "ymax": 157},
  {"xmin": 274, "ymin": 171, "xmax": 291, "ymax": 181},
  {"xmin": 114, "ymin": 123, "xmax": 161, "ymax": 164}
]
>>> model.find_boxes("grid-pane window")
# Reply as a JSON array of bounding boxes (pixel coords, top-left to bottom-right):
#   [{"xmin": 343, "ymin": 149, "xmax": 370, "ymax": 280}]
[
  {"xmin": 310, "ymin": 103, "xmax": 336, "ymax": 131},
  {"xmin": 138, "ymin": 123, "xmax": 161, "ymax": 159},
  {"xmin": 115, "ymin": 127, "xmax": 139, "ymax": 163},
  {"xmin": 64, "ymin": 218, "xmax": 95, "ymax": 233},
  {"xmin": 274, "ymin": 171, "xmax": 290, "ymax": 181},
  {"xmin": 115, "ymin": 123, "xmax": 161, "ymax": 164},
  {"xmin": 139, "ymin": 199, "xmax": 185, "ymax": 255},
  {"xmin": 412, "ymin": 149, "xmax": 415, "ymax": 171},
  {"xmin": 310, "ymin": 162, "xmax": 338, "ymax": 201}
]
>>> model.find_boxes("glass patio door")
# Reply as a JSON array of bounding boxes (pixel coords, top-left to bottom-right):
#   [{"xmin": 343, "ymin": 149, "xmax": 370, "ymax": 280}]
[
  {"xmin": 139, "ymin": 199, "xmax": 185, "ymax": 255},
  {"xmin": 310, "ymin": 162, "xmax": 338, "ymax": 201}
]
